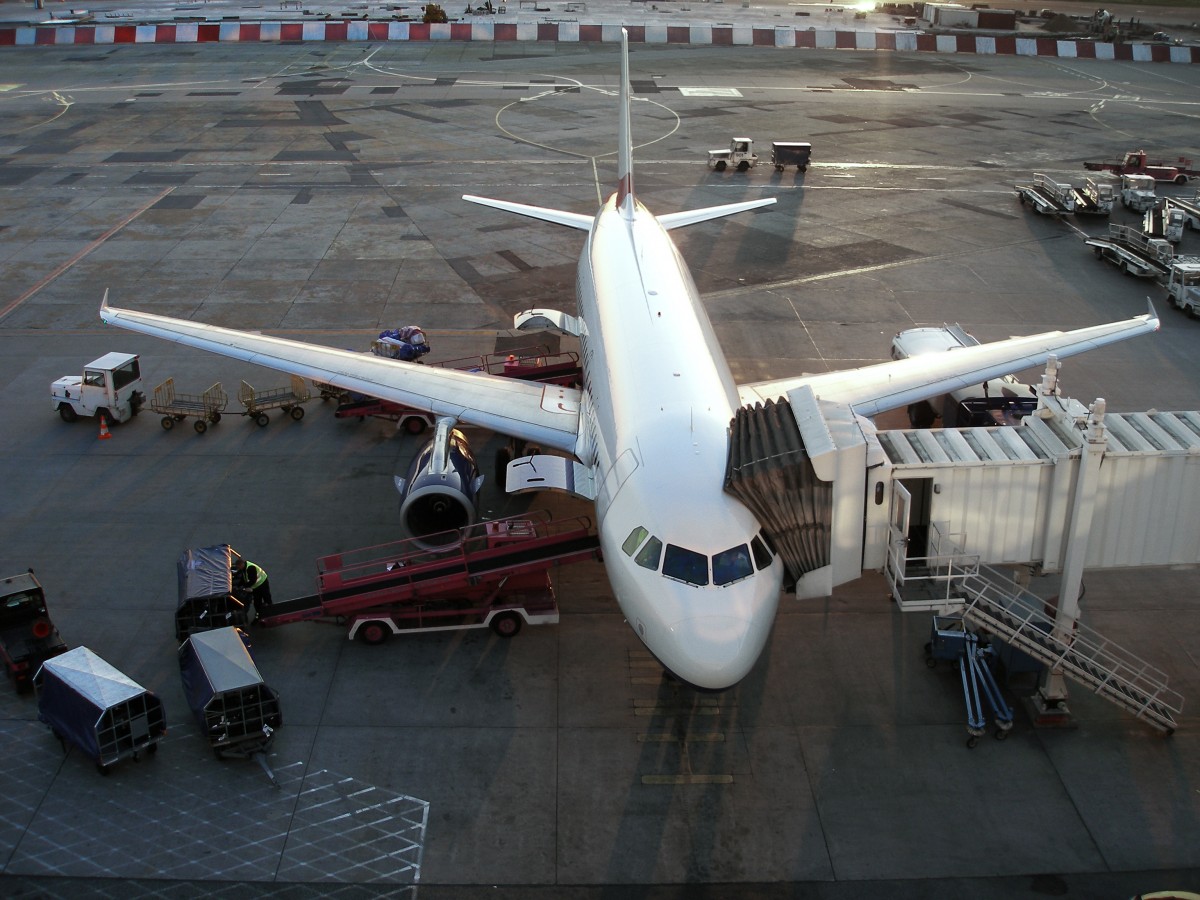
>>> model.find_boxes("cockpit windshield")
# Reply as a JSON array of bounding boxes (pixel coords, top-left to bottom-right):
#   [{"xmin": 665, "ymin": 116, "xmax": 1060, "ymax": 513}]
[
  {"xmin": 663, "ymin": 544, "xmax": 709, "ymax": 587},
  {"xmin": 621, "ymin": 526, "xmax": 773, "ymax": 589},
  {"xmin": 712, "ymin": 545, "xmax": 753, "ymax": 586}
]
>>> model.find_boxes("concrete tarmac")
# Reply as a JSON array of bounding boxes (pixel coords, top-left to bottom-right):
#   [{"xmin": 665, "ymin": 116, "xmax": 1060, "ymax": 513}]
[{"xmin": 0, "ymin": 40, "xmax": 1198, "ymax": 898}]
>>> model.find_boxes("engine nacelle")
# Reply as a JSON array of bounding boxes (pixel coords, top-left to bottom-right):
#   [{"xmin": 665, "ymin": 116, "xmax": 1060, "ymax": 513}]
[{"xmin": 394, "ymin": 419, "xmax": 484, "ymax": 547}]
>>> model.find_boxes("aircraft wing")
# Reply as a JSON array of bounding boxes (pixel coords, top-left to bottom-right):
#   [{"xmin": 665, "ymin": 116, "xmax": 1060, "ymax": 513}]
[
  {"xmin": 100, "ymin": 298, "xmax": 581, "ymax": 453},
  {"xmin": 737, "ymin": 308, "xmax": 1159, "ymax": 417}
]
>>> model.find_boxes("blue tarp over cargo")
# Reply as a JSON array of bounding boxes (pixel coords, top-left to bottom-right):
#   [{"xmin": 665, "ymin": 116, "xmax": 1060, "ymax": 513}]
[
  {"xmin": 36, "ymin": 646, "xmax": 166, "ymax": 767},
  {"xmin": 179, "ymin": 626, "xmax": 281, "ymax": 757},
  {"xmin": 175, "ymin": 544, "xmax": 250, "ymax": 641}
]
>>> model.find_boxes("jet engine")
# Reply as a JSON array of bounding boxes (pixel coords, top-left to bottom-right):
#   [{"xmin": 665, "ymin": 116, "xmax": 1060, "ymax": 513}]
[{"xmin": 394, "ymin": 419, "xmax": 484, "ymax": 547}]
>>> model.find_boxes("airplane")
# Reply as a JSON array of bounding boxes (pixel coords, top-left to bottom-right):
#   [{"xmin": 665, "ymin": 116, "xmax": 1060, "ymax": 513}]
[{"xmin": 101, "ymin": 30, "xmax": 1158, "ymax": 691}]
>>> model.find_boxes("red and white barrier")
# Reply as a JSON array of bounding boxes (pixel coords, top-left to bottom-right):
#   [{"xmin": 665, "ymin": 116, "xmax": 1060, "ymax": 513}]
[{"xmin": 1, "ymin": 21, "xmax": 1196, "ymax": 62}]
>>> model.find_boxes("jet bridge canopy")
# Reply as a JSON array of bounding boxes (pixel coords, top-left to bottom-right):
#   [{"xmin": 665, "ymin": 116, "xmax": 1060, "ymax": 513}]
[{"xmin": 725, "ymin": 387, "xmax": 874, "ymax": 598}]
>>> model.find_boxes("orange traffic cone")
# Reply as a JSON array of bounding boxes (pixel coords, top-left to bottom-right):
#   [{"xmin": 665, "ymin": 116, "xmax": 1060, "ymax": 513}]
[{"xmin": 98, "ymin": 414, "xmax": 112, "ymax": 440}]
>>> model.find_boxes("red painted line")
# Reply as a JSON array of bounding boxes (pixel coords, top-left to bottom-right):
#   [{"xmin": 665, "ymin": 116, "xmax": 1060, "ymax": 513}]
[{"xmin": 0, "ymin": 186, "xmax": 176, "ymax": 322}]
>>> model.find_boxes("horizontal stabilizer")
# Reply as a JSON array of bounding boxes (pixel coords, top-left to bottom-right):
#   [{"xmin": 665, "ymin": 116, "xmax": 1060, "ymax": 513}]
[
  {"xmin": 462, "ymin": 194, "xmax": 593, "ymax": 231},
  {"xmin": 657, "ymin": 197, "xmax": 777, "ymax": 231}
]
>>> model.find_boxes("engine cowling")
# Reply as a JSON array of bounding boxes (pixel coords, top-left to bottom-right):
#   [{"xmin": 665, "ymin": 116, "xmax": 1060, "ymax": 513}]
[{"xmin": 394, "ymin": 420, "xmax": 484, "ymax": 547}]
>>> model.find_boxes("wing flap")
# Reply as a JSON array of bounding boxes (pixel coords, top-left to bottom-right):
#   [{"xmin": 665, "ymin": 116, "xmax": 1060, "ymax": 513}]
[
  {"xmin": 738, "ymin": 309, "xmax": 1159, "ymax": 416},
  {"xmin": 101, "ymin": 300, "xmax": 581, "ymax": 452}
]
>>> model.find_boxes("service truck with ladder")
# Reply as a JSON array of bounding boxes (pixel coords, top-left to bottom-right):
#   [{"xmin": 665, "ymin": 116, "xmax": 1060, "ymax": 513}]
[
  {"xmin": 1144, "ymin": 203, "xmax": 1186, "ymax": 243},
  {"xmin": 1072, "ymin": 177, "xmax": 1114, "ymax": 215},
  {"xmin": 1014, "ymin": 173, "xmax": 1076, "ymax": 215},
  {"xmin": 1085, "ymin": 223, "xmax": 1173, "ymax": 277},
  {"xmin": 1164, "ymin": 193, "xmax": 1200, "ymax": 232}
]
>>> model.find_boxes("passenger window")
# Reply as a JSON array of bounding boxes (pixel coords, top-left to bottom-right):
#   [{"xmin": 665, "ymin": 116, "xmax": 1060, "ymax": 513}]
[
  {"xmin": 751, "ymin": 534, "xmax": 774, "ymax": 571},
  {"xmin": 713, "ymin": 544, "xmax": 753, "ymax": 586},
  {"xmin": 663, "ymin": 544, "xmax": 709, "ymax": 587},
  {"xmin": 622, "ymin": 526, "xmax": 649, "ymax": 557},
  {"xmin": 635, "ymin": 536, "xmax": 662, "ymax": 571}
]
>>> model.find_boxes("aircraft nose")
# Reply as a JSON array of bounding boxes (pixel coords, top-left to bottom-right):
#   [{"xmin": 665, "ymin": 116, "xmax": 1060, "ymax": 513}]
[{"xmin": 666, "ymin": 615, "xmax": 755, "ymax": 690}]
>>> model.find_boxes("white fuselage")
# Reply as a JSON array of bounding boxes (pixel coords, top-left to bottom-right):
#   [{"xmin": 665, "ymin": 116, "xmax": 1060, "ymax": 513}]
[{"xmin": 573, "ymin": 196, "xmax": 783, "ymax": 690}]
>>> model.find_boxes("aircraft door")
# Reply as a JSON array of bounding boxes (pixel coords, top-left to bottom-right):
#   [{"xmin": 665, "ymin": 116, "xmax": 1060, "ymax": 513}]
[{"xmin": 885, "ymin": 481, "xmax": 911, "ymax": 594}]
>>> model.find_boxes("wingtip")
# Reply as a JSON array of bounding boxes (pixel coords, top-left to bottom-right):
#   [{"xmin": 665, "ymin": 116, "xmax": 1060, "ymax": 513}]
[{"xmin": 1146, "ymin": 297, "xmax": 1160, "ymax": 331}]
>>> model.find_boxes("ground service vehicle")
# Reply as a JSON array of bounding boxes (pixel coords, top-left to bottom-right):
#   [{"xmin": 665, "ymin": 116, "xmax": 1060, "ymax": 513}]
[
  {"xmin": 770, "ymin": 142, "xmax": 812, "ymax": 172},
  {"xmin": 1165, "ymin": 194, "xmax": 1200, "ymax": 232},
  {"xmin": 1165, "ymin": 259, "xmax": 1200, "ymax": 316},
  {"xmin": 0, "ymin": 571, "xmax": 67, "ymax": 693},
  {"xmin": 1120, "ymin": 174, "xmax": 1158, "ymax": 212},
  {"xmin": 1085, "ymin": 149, "xmax": 1199, "ymax": 184},
  {"xmin": 1014, "ymin": 173, "xmax": 1076, "ymax": 215},
  {"xmin": 708, "ymin": 137, "xmax": 759, "ymax": 172},
  {"xmin": 1072, "ymin": 177, "xmax": 1114, "ymax": 215},
  {"xmin": 889, "ymin": 326, "xmax": 1037, "ymax": 428},
  {"xmin": 52, "ymin": 352, "xmax": 145, "ymax": 424},
  {"xmin": 256, "ymin": 512, "xmax": 600, "ymax": 643},
  {"xmin": 1144, "ymin": 204, "xmax": 1185, "ymax": 243},
  {"xmin": 1085, "ymin": 224, "xmax": 1173, "ymax": 278}
]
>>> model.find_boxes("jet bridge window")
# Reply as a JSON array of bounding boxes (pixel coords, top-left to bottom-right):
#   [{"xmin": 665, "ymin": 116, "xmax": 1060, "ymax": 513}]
[
  {"xmin": 713, "ymin": 544, "xmax": 753, "ymax": 586},
  {"xmin": 663, "ymin": 544, "xmax": 709, "ymax": 587}
]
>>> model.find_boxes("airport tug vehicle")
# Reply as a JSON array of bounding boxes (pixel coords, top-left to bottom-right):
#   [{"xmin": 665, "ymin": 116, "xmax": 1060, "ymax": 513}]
[{"xmin": 52, "ymin": 352, "xmax": 145, "ymax": 425}]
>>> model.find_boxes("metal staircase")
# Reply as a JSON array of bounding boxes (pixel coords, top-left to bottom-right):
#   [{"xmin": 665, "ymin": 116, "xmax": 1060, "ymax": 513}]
[
  {"xmin": 888, "ymin": 524, "xmax": 1182, "ymax": 733},
  {"xmin": 956, "ymin": 568, "xmax": 1182, "ymax": 734}
]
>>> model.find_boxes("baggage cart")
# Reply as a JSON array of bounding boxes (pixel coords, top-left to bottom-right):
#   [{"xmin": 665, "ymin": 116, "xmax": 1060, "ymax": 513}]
[
  {"xmin": 35, "ymin": 646, "xmax": 166, "ymax": 774},
  {"xmin": 238, "ymin": 374, "xmax": 312, "ymax": 426},
  {"xmin": 151, "ymin": 378, "xmax": 227, "ymax": 433},
  {"xmin": 771, "ymin": 141, "xmax": 811, "ymax": 172},
  {"xmin": 175, "ymin": 544, "xmax": 251, "ymax": 642},
  {"xmin": 178, "ymin": 627, "xmax": 282, "ymax": 780}
]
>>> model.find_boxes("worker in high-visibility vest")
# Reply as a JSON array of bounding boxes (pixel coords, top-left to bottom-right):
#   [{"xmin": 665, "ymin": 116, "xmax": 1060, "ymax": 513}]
[{"xmin": 234, "ymin": 558, "xmax": 272, "ymax": 618}]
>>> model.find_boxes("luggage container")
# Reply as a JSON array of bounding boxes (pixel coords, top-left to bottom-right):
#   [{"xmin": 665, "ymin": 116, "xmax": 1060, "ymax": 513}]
[
  {"xmin": 175, "ymin": 544, "xmax": 251, "ymax": 642},
  {"xmin": 178, "ymin": 627, "xmax": 282, "ymax": 766},
  {"xmin": 771, "ymin": 141, "xmax": 812, "ymax": 172},
  {"xmin": 35, "ymin": 646, "xmax": 166, "ymax": 774}
]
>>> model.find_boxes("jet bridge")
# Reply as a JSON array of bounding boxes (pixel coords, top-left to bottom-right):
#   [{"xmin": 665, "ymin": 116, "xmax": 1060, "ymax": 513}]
[{"xmin": 729, "ymin": 360, "xmax": 1198, "ymax": 730}]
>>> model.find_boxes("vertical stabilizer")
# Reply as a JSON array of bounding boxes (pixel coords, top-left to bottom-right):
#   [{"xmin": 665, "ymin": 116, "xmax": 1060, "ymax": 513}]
[{"xmin": 616, "ymin": 28, "xmax": 634, "ymax": 220}]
